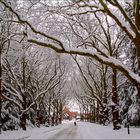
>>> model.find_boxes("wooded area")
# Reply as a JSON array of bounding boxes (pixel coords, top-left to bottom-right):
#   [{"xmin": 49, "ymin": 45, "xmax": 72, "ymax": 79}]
[{"xmin": 0, "ymin": 0, "xmax": 140, "ymax": 132}]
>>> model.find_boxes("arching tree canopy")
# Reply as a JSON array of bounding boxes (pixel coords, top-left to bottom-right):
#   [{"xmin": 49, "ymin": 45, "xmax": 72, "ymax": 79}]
[{"xmin": 0, "ymin": 0, "xmax": 140, "ymax": 131}]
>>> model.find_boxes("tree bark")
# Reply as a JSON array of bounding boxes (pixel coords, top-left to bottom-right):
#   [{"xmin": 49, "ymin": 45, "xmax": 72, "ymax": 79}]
[
  {"xmin": 36, "ymin": 109, "xmax": 40, "ymax": 127},
  {"xmin": 20, "ymin": 51, "xmax": 27, "ymax": 130},
  {"xmin": 20, "ymin": 111, "xmax": 27, "ymax": 131},
  {"xmin": 135, "ymin": 36, "xmax": 140, "ymax": 106},
  {"xmin": 102, "ymin": 70, "xmax": 109, "ymax": 125},
  {"xmin": 59, "ymin": 102, "xmax": 63, "ymax": 124},
  {"xmin": 0, "ymin": 51, "xmax": 2, "ymax": 134},
  {"xmin": 20, "ymin": 94, "xmax": 27, "ymax": 130},
  {"xmin": 112, "ymin": 69, "xmax": 120, "ymax": 129}
]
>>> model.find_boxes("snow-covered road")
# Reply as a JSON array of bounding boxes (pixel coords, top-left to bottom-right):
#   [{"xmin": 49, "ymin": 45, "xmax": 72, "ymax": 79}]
[
  {"xmin": 47, "ymin": 122, "xmax": 77, "ymax": 139},
  {"xmin": 21, "ymin": 122, "xmax": 100, "ymax": 139},
  {"xmin": 26, "ymin": 121, "xmax": 77, "ymax": 139},
  {"xmin": 0, "ymin": 121, "xmax": 140, "ymax": 139}
]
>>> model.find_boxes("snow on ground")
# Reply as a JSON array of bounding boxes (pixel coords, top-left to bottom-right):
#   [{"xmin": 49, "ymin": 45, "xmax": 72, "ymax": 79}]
[
  {"xmin": 0, "ymin": 121, "xmax": 140, "ymax": 139},
  {"xmin": 75, "ymin": 122, "xmax": 140, "ymax": 139}
]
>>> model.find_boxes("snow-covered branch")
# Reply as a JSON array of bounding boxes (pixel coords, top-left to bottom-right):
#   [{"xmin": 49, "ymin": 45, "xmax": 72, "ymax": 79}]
[
  {"xmin": 28, "ymin": 38, "xmax": 140, "ymax": 84},
  {"xmin": 2, "ymin": 81, "xmax": 23, "ymax": 103},
  {"xmin": 2, "ymin": 94, "xmax": 22, "ymax": 109},
  {"xmin": 0, "ymin": 0, "xmax": 64, "ymax": 49}
]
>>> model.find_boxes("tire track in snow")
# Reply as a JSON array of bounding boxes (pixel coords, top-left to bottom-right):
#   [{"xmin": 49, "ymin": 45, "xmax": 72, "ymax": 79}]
[
  {"xmin": 47, "ymin": 123, "xmax": 77, "ymax": 139},
  {"xmin": 18, "ymin": 126, "xmax": 62, "ymax": 140}
]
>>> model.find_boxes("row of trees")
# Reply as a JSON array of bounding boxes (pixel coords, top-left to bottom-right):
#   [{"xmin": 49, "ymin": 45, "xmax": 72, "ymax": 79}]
[
  {"xmin": 0, "ymin": 0, "xmax": 140, "ymax": 131},
  {"xmin": 1, "ymin": 43, "xmax": 69, "ymax": 130},
  {"xmin": 68, "ymin": 0, "xmax": 140, "ymax": 129},
  {"xmin": 74, "ymin": 57, "xmax": 139, "ymax": 128},
  {"xmin": 0, "ymin": 4, "xmax": 71, "ymax": 131}
]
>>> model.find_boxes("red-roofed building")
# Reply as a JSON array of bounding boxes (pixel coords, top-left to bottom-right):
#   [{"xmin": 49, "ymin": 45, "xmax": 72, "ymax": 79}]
[{"xmin": 62, "ymin": 107, "xmax": 79, "ymax": 120}]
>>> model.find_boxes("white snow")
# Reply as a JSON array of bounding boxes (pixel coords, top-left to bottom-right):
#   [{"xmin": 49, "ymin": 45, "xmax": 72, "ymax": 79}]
[
  {"xmin": 0, "ymin": 121, "xmax": 140, "ymax": 139},
  {"xmin": 38, "ymin": 44, "xmax": 140, "ymax": 83},
  {"xmin": 110, "ymin": 10, "xmax": 136, "ymax": 38}
]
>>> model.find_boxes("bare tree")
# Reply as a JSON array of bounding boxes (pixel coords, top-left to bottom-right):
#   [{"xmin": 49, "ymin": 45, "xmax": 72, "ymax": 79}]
[{"xmin": 0, "ymin": 0, "xmax": 140, "ymax": 130}]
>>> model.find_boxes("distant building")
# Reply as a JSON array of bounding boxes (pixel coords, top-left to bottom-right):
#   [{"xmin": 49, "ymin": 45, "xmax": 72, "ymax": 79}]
[{"xmin": 62, "ymin": 107, "xmax": 79, "ymax": 120}]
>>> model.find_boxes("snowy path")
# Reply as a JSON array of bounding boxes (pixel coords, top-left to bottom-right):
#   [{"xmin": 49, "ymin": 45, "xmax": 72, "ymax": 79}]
[
  {"xmin": 0, "ymin": 121, "xmax": 140, "ymax": 139},
  {"xmin": 47, "ymin": 122, "xmax": 77, "ymax": 139}
]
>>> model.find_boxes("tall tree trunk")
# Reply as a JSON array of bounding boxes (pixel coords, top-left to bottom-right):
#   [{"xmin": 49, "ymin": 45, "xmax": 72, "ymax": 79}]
[
  {"xmin": 134, "ymin": 0, "xmax": 140, "ymax": 107},
  {"xmin": 20, "ymin": 113, "xmax": 27, "ymax": 131},
  {"xmin": 93, "ymin": 101, "xmax": 96, "ymax": 123},
  {"xmin": 87, "ymin": 105, "xmax": 89, "ymax": 122},
  {"xmin": 112, "ymin": 69, "xmax": 120, "ymax": 130},
  {"xmin": 48, "ymin": 97, "xmax": 51, "ymax": 125},
  {"xmin": 133, "ymin": 0, "xmax": 140, "ymax": 125},
  {"xmin": 135, "ymin": 37, "xmax": 140, "ymax": 106},
  {"xmin": 52, "ymin": 112, "xmax": 55, "ymax": 126},
  {"xmin": 36, "ymin": 108, "xmax": 40, "ymax": 127},
  {"xmin": 0, "ymin": 51, "xmax": 2, "ymax": 134},
  {"xmin": 90, "ymin": 105, "xmax": 92, "ymax": 123},
  {"xmin": 102, "ymin": 70, "xmax": 109, "ymax": 125},
  {"xmin": 96, "ymin": 102, "xmax": 99, "ymax": 123},
  {"xmin": 20, "ymin": 54, "xmax": 27, "ymax": 130},
  {"xmin": 20, "ymin": 97, "xmax": 27, "ymax": 130},
  {"xmin": 59, "ymin": 102, "xmax": 63, "ymax": 124},
  {"xmin": 135, "ymin": 37, "xmax": 140, "ymax": 125},
  {"xmin": 56, "ymin": 101, "xmax": 59, "ymax": 125}
]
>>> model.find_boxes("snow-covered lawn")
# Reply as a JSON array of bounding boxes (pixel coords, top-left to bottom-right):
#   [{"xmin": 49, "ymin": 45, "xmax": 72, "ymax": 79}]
[
  {"xmin": 0, "ymin": 121, "xmax": 139, "ymax": 139},
  {"xmin": 76, "ymin": 122, "xmax": 140, "ymax": 139},
  {"xmin": 0, "ymin": 124, "xmax": 66, "ymax": 139}
]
